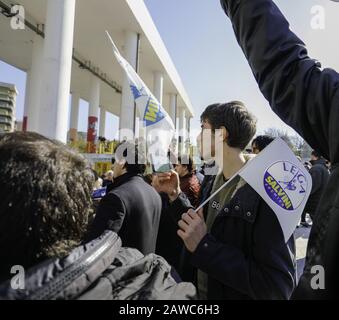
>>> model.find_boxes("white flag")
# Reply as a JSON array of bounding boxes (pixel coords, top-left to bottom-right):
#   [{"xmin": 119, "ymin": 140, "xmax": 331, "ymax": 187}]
[
  {"xmin": 196, "ymin": 138, "xmax": 312, "ymax": 242},
  {"xmin": 238, "ymin": 138, "xmax": 312, "ymax": 242},
  {"xmin": 106, "ymin": 31, "xmax": 175, "ymax": 159}
]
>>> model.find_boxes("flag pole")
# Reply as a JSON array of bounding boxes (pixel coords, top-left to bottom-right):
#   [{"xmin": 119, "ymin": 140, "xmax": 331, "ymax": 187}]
[{"xmin": 105, "ymin": 30, "xmax": 120, "ymax": 54}]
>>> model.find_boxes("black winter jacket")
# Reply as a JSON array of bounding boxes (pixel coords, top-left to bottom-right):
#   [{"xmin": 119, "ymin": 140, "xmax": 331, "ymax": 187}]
[
  {"xmin": 86, "ymin": 173, "xmax": 162, "ymax": 255},
  {"xmin": 220, "ymin": 0, "xmax": 339, "ymax": 299},
  {"xmin": 0, "ymin": 231, "xmax": 196, "ymax": 300},
  {"xmin": 156, "ymin": 193, "xmax": 184, "ymax": 278},
  {"xmin": 157, "ymin": 175, "xmax": 217, "ymax": 283},
  {"xmin": 169, "ymin": 174, "xmax": 296, "ymax": 300},
  {"xmin": 304, "ymin": 159, "xmax": 330, "ymax": 218}
]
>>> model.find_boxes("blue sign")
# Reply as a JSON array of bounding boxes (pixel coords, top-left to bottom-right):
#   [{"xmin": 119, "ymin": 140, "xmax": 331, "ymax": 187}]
[{"xmin": 92, "ymin": 187, "xmax": 107, "ymax": 199}]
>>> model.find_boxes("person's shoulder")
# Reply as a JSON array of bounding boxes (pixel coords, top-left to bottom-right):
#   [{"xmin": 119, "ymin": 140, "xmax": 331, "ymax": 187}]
[
  {"xmin": 310, "ymin": 163, "xmax": 326, "ymax": 175},
  {"xmin": 235, "ymin": 184, "xmax": 284, "ymax": 237},
  {"xmin": 230, "ymin": 180, "xmax": 260, "ymax": 207},
  {"xmin": 132, "ymin": 175, "xmax": 155, "ymax": 189},
  {"xmin": 122, "ymin": 175, "xmax": 161, "ymax": 199},
  {"xmin": 100, "ymin": 191, "xmax": 124, "ymax": 207},
  {"xmin": 232, "ymin": 179, "xmax": 275, "ymax": 218}
]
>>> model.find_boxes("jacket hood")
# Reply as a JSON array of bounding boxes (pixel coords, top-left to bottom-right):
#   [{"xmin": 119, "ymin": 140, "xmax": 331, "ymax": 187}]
[{"xmin": 0, "ymin": 231, "xmax": 121, "ymax": 300}]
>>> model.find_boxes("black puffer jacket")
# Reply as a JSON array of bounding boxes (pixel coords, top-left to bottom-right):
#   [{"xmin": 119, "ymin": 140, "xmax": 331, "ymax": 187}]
[
  {"xmin": 220, "ymin": 0, "xmax": 339, "ymax": 299},
  {"xmin": 0, "ymin": 231, "xmax": 196, "ymax": 300}
]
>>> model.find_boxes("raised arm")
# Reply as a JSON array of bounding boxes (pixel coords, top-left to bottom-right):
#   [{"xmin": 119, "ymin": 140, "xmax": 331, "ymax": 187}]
[{"xmin": 220, "ymin": 0, "xmax": 339, "ymax": 162}]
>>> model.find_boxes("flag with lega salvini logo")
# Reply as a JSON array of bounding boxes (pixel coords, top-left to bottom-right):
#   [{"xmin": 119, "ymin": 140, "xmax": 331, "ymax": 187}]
[
  {"xmin": 238, "ymin": 138, "xmax": 312, "ymax": 242},
  {"xmin": 105, "ymin": 31, "xmax": 175, "ymax": 154}
]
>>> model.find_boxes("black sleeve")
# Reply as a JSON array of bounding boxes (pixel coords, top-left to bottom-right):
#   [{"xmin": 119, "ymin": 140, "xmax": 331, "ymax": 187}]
[
  {"xmin": 309, "ymin": 167, "xmax": 323, "ymax": 195},
  {"xmin": 191, "ymin": 200, "xmax": 296, "ymax": 299},
  {"xmin": 220, "ymin": 0, "xmax": 339, "ymax": 162},
  {"xmin": 165, "ymin": 192, "xmax": 194, "ymax": 224},
  {"xmin": 85, "ymin": 193, "xmax": 126, "ymax": 241}
]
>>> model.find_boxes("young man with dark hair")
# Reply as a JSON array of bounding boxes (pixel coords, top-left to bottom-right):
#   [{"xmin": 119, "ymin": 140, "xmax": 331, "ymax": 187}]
[
  {"xmin": 86, "ymin": 141, "xmax": 162, "ymax": 255},
  {"xmin": 252, "ymin": 135, "xmax": 275, "ymax": 154},
  {"xmin": 153, "ymin": 101, "xmax": 296, "ymax": 299},
  {"xmin": 0, "ymin": 133, "xmax": 195, "ymax": 300},
  {"xmin": 219, "ymin": 0, "xmax": 339, "ymax": 299}
]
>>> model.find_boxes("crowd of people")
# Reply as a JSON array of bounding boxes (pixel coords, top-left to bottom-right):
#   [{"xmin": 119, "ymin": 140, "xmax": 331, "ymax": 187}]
[
  {"xmin": 0, "ymin": 105, "xmax": 330, "ymax": 300},
  {"xmin": 0, "ymin": 133, "xmax": 196, "ymax": 300},
  {"xmin": 0, "ymin": 0, "xmax": 338, "ymax": 300}
]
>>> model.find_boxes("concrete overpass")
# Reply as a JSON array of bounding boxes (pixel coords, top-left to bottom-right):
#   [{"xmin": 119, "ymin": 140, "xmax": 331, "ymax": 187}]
[{"xmin": 0, "ymin": 0, "xmax": 194, "ymax": 145}]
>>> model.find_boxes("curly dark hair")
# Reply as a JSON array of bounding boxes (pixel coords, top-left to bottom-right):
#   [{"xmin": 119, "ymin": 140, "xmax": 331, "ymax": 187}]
[
  {"xmin": 0, "ymin": 132, "xmax": 95, "ymax": 281},
  {"xmin": 201, "ymin": 101, "xmax": 257, "ymax": 150}
]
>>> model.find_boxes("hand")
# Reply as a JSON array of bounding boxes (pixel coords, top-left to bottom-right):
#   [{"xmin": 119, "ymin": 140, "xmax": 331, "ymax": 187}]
[
  {"xmin": 177, "ymin": 208, "xmax": 207, "ymax": 253},
  {"xmin": 152, "ymin": 170, "xmax": 181, "ymax": 201}
]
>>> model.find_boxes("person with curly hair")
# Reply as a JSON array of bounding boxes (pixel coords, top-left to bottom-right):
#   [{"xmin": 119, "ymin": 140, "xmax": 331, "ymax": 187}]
[
  {"xmin": 0, "ymin": 132, "xmax": 196, "ymax": 300},
  {"xmin": 0, "ymin": 132, "xmax": 95, "ymax": 281}
]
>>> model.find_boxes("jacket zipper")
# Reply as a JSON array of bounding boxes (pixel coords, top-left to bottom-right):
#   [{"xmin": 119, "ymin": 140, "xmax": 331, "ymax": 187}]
[{"xmin": 27, "ymin": 232, "xmax": 120, "ymax": 300}]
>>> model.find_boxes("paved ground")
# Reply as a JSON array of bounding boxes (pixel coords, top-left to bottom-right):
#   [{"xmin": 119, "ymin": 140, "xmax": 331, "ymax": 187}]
[{"xmin": 294, "ymin": 217, "xmax": 312, "ymax": 281}]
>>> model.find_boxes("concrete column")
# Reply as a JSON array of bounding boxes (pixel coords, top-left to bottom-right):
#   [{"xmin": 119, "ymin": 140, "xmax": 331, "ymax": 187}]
[
  {"xmin": 186, "ymin": 116, "xmax": 191, "ymax": 152},
  {"xmin": 153, "ymin": 71, "xmax": 164, "ymax": 105},
  {"xmin": 38, "ymin": 0, "xmax": 76, "ymax": 143},
  {"xmin": 99, "ymin": 107, "xmax": 106, "ymax": 138},
  {"xmin": 24, "ymin": 35, "xmax": 44, "ymax": 132},
  {"xmin": 179, "ymin": 107, "xmax": 186, "ymax": 145},
  {"xmin": 186, "ymin": 116, "xmax": 191, "ymax": 137},
  {"xmin": 169, "ymin": 94, "xmax": 177, "ymax": 128},
  {"xmin": 87, "ymin": 76, "xmax": 100, "ymax": 151},
  {"xmin": 23, "ymin": 70, "xmax": 31, "ymax": 132},
  {"xmin": 119, "ymin": 31, "xmax": 139, "ymax": 141},
  {"xmin": 69, "ymin": 92, "xmax": 80, "ymax": 141}
]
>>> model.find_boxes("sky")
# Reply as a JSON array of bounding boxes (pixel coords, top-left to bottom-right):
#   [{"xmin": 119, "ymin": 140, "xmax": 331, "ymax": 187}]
[{"xmin": 1, "ymin": 0, "xmax": 339, "ymax": 141}]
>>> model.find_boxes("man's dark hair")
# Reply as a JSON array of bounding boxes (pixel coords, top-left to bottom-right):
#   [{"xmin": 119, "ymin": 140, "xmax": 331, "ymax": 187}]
[
  {"xmin": 114, "ymin": 141, "xmax": 146, "ymax": 175},
  {"xmin": 311, "ymin": 150, "xmax": 322, "ymax": 159},
  {"xmin": 252, "ymin": 135, "xmax": 275, "ymax": 152},
  {"xmin": 0, "ymin": 132, "xmax": 95, "ymax": 281},
  {"xmin": 201, "ymin": 101, "xmax": 257, "ymax": 150},
  {"xmin": 178, "ymin": 155, "xmax": 194, "ymax": 174}
]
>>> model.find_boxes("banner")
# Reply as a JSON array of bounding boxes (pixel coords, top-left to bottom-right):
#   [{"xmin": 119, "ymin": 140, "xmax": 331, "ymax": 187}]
[
  {"xmin": 239, "ymin": 138, "xmax": 312, "ymax": 241},
  {"xmin": 197, "ymin": 138, "xmax": 312, "ymax": 242},
  {"xmin": 106, "ymin": 31, "xmax": 175, "ymax": 161}
]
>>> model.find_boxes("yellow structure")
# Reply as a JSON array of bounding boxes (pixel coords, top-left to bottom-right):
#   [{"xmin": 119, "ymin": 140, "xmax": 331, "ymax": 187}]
[{"xmin": 68, "ymin": 140, "xmax": 118, "ymax": 176}]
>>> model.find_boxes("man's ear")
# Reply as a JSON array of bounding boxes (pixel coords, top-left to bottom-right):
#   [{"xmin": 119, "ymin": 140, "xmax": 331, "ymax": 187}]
[
  {"xmin": 218, "ymin": 126, "xmax": 229, "ymax": 143},
  {"xmin": 118, "ymin": 159, "xmax": 127, "ymax": 168}
]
